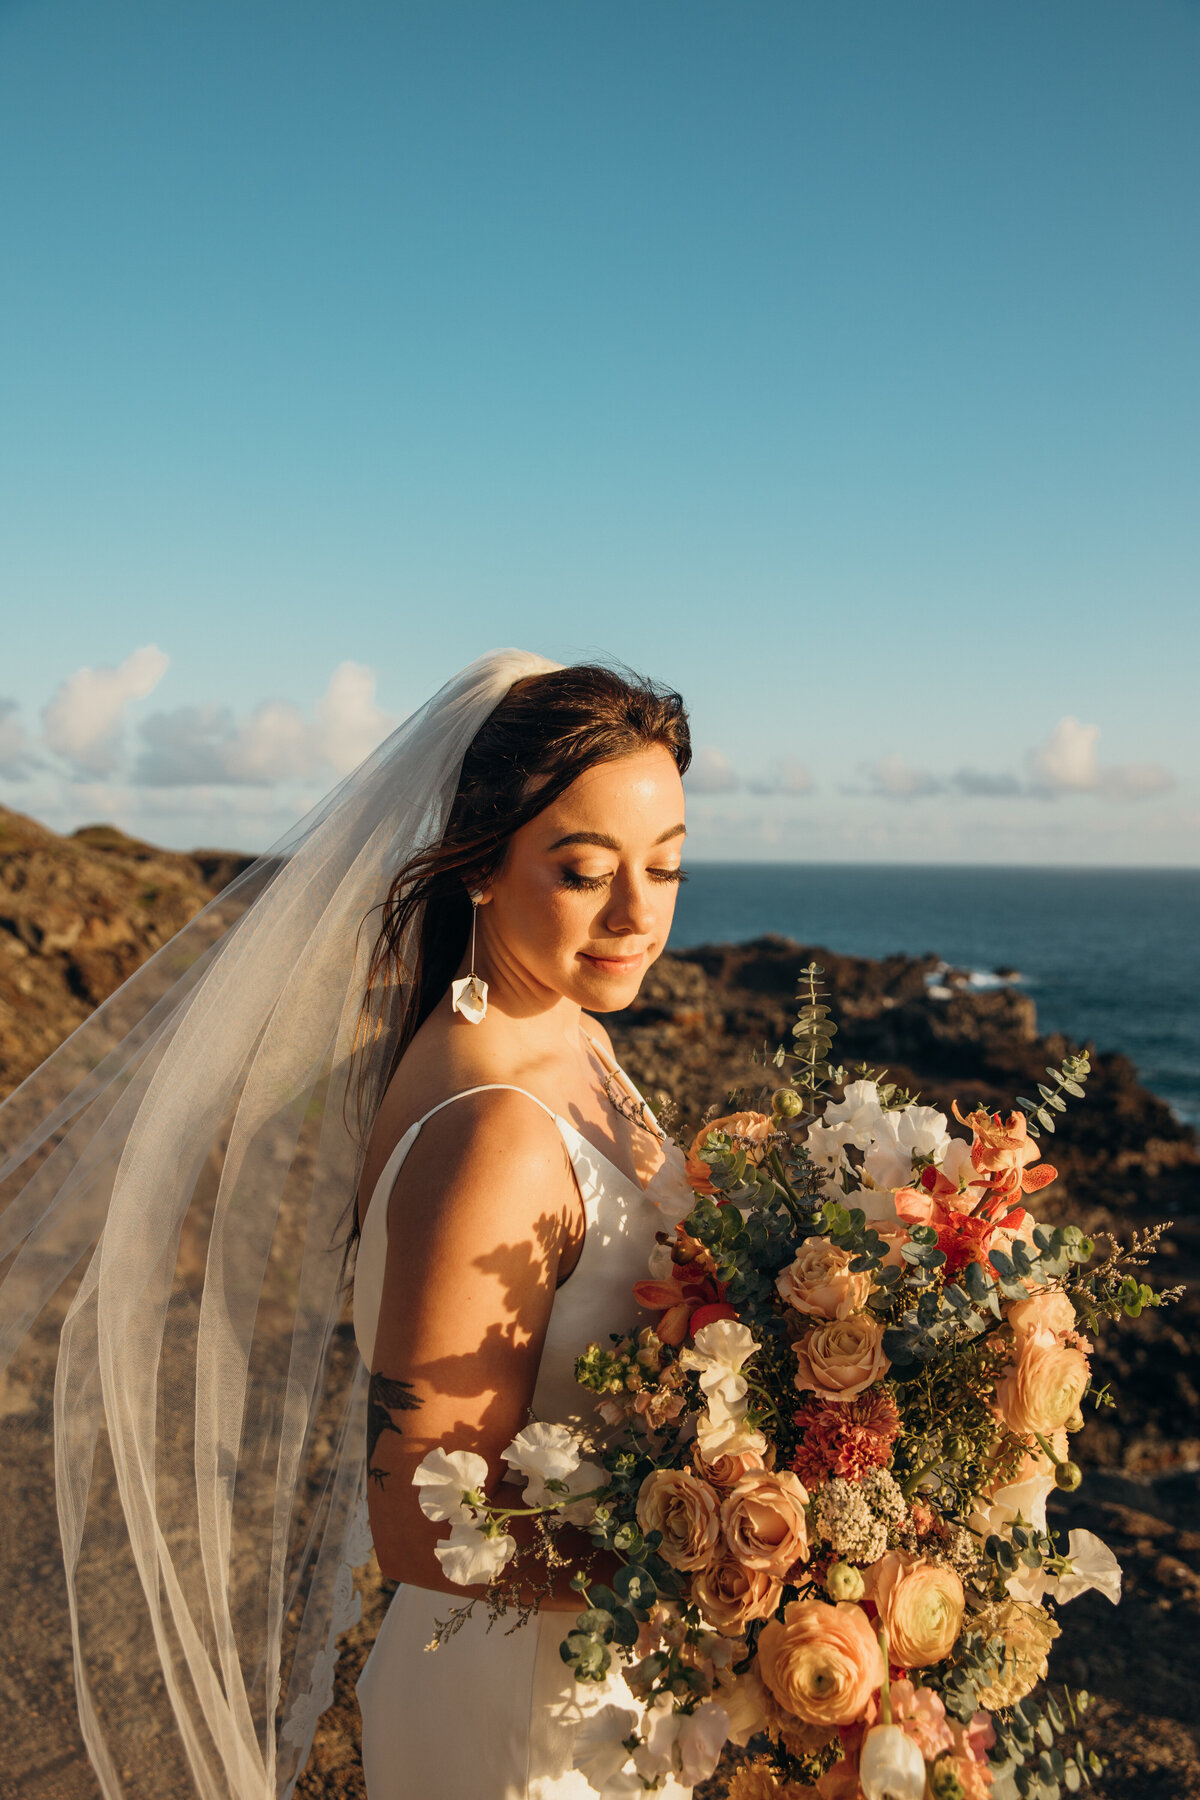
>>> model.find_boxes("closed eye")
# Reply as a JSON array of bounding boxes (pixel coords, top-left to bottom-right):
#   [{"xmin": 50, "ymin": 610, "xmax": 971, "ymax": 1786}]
[{"xmin": 558, "ymin": 867, "xmax": 688, "ymax": 892}]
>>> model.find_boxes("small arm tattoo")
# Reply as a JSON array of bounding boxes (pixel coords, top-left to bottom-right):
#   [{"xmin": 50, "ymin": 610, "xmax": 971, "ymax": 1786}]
[{"xmin": 367, "ymin": 1371, "xmax": 422, "ymax": 1486}]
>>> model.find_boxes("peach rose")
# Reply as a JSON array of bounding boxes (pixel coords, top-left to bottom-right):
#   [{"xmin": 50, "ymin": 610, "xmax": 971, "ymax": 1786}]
[
  {"xmin": 970, "ymin": 1597, "xmax": 1060, "ymax": 1708},
  {"xmin": 865, "ymin": 1551, "xmax": 965, "ymax": 1667},
  {"xmin": 686, "ymin": 1112, "xmax": 774, "ymax": 1194},
  {"xmin": 776, "ymin": 1238, "xmax": 874, "ymax": 1321},
  {"xmin": 721, "ymin": 1469, "xmax": 811, "ymax": 1576},
  {"xmin": 792, "ymin": 1313, "xmax": 890, "ymax": 1402},
  {"xmin": 994, "ymin": 1325, "xmax": 1090, "ymax": 1438},
  {"xmin": 757, "ymin": 1599, "xmax": 885, "ymax": 1726},
  {"xmin": 693, "ymin": 1555, "xmax": 783, "ymax": 1635},
  {"xmin": 1006, "ymin": 1289, "xmax": 1077, "ymax": 1341},
  {"xmin": 636, "ymin": 1467, "xmax": 722, "ymax": 1571}
]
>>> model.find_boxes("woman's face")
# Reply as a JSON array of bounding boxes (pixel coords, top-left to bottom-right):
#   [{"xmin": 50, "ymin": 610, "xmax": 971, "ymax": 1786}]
[{"xmin": 478, "ymin": 745, "xmax": 687, "ymax": 1013}]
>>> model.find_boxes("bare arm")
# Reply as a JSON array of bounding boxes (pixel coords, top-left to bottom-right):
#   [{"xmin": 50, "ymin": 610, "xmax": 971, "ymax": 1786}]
[{"xmin": 363, "ymin": 1090, "xmax": 587, "ymax": 1597}]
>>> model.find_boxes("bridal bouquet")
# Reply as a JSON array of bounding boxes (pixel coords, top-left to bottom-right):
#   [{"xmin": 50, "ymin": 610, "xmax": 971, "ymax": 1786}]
[{"xmin": 414, "ymin": 967, "xmax": 1175, "ymax": 1800}]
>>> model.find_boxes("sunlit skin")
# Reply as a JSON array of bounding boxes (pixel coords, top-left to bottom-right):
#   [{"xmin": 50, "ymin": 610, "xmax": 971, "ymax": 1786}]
[{"xmin": 357, "ymin": 746, "xmax": 686, "ymax": 1599}]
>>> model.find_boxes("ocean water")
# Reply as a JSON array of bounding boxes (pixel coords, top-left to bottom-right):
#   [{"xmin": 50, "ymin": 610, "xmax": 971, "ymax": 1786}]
[{"xmin": 668, "ymin": 865, "xmax": 1200, "ymax": 1130}]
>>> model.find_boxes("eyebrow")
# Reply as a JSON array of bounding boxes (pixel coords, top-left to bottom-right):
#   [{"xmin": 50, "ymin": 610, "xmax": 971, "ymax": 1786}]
[{"xmin": 547, "ymin": 824, "xmax": 687, "ymax": 852}]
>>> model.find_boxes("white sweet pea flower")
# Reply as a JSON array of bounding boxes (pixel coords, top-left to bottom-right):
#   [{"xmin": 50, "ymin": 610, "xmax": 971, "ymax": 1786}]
[
  {"xmin": 694, "ymin": 1410, "xmax": 768, "ymax": 1462},
  {"xmin": 503, "ymin": 1421, "xmax": 582, "ymax": 1486},
  {"xmin": 969, "ymin": 1470, "xmax": 1055, "ymax": 1603},
  {"xmin": 859, "ymin": 1723, "xmax": 927, "ymax": 1800},
  {"xmin": 678, "ymin": 1318, "xmax": 760, "ymax": 1414},
  {"xmin": 805, "ymin": 1118, "xmax": 851, "ymax": 1187},
  {"xmin": 645, "ymin": 1144, "xmax": 702, "ymax": 1225},
  {"xmin": 632, "ymin": 1696, "xmax": 730, "ymax": 1786},
  {"xmin": 821, "ymin": 1080, "xmax": 885, "ymax": 1150},
  {"xmin": 1045, "ymin": 1529, "xmax": 1123, "ymax": 1605},
  {"xmin": 573, "ymin": 1703, "xmax": 642, "ymax": 1795},
  {"xmin": 937, "ymin": 1134, "xmax": 980, "ymax": 1194},
  {"xmin": 863, "ymin": 1104, "xmax": 950, "ymax": 1191},
  {"xmin": 433, "ymin": 1514, "xmax": 517, "ymax": 1585},
  {"xmin": 528, "ymin": 1458, "xmax": 611, "ymax": 1526},
  {"xmin": 412, "ymin": 1447, "xmax": 490, "ymax": 1522}
]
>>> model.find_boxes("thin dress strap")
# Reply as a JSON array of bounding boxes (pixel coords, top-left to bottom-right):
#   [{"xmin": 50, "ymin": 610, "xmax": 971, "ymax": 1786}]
[{"xmin": 352, "ymin": 1083, "xmax": 562, "ymax": 1370}]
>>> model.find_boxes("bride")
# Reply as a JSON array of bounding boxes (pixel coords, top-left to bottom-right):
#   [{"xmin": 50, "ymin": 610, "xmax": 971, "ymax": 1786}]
[{"xmin": 0, "ymin": 650, "xmax": 699, "ymax": 1800}]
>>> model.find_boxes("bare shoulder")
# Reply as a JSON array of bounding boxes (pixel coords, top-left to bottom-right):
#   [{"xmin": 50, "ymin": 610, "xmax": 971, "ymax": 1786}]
[{"xmin": 383, "ymin": 1085, "xmax": 574, "ymax": 1238}]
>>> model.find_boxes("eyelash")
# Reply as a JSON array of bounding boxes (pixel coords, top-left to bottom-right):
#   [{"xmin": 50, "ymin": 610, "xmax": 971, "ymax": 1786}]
[{"xmin": 559, "ymin": 868, "xmax": 689, "ymax": 892}]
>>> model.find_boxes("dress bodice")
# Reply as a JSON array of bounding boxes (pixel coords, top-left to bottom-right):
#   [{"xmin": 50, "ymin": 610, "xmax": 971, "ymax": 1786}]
[{"xmin": 351, "ymin": 1057, "xmax": 696, "ymax": 1431}]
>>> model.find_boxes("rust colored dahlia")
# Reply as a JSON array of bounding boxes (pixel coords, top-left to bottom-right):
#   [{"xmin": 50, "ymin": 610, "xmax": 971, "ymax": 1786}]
[{"xmin": 791, "ymin": 1388, "xmax": 900, "ymax": 1487}]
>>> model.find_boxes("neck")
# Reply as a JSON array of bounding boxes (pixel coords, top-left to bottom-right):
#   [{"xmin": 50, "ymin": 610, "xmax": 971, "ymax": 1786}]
[{"xmin": 453, "ymin": 921, "xmax": 586, "ymax": 1060}]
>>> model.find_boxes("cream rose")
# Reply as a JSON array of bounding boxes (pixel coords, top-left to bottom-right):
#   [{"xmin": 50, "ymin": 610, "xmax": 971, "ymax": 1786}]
[
  {"xmin": 636, "ymin": 1467, "xmax": 722, "ymax": 1571},
  {"xmin": 721, "ymin": 1469, "xmax": 811, "ymax": 1577},
  {"xmin": 692, "ymin": 1555, "xmax": 782, "ymax": 1635},
  {"xmin": 792, "ymin": 1313, "xmax": 890, "ymax": 1402},
  {"xmin": 865, "ymin": 1551, "xmax": 965, "ymax": 1667},
  {"xmin": 970, "ymin": 1598, "xmax": 1061, "ymax": 1708},
  {"xmin": 994, "ymin": 1325, "xmax": 1090, "ymax": 1438},
  {"xmin": 757, "ymin": 1599, "xmax": 884, "ymax": 1727},
  {"xmin": 776, "ymin": 1238, "xmax": 875, "ymax": 1321}
]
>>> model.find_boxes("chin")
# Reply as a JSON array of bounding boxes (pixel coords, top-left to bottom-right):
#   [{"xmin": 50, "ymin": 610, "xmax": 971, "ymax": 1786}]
[{"xmin": 570, "ymin": 959, "xmax": 651, "ymax": 1010}]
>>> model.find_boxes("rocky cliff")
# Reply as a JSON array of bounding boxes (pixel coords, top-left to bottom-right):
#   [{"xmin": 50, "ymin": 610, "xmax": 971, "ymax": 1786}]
[{"xmin": 2, "ymin": 809, "xmax": 1197, "ymax": 1797}]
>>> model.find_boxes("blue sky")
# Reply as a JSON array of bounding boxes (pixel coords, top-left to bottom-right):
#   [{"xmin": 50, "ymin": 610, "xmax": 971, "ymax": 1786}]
[{"xmin": 1, "ymin": 0, "xmax": 1196, "ymax": 862}]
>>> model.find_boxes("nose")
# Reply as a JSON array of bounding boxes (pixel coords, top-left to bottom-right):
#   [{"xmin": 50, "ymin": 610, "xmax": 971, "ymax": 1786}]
[{"xmin": 603, "ymin": 870, "xmax": 656, "ymax": 938}]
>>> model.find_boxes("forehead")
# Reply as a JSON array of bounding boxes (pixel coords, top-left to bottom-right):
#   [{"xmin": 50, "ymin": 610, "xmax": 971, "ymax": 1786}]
[{"xmin": 532, "ymin": 747, "xmax": 686, "ymax": 840}]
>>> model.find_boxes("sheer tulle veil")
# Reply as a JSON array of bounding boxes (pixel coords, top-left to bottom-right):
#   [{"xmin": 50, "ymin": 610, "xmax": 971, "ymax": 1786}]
[{"xmin": 0, "ymin": 649, "xmax": 560, "ymax": 1799}]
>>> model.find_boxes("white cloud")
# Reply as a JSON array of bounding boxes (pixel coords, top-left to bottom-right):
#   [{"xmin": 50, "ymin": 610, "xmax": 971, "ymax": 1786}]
[
  {"xmin": 1028, "ymin": 716, "xmax": 1174, "ymax": 802},
  {"xmin": 859, "ymin": 754, "xmax": 942, "ymax": 799},
  {"xmin": 0, "ymin": 699, "xmax": 34, "ymax": 778},
  {"xmin": 133, "ymin": 661, "xmax": 397, "ymax": 787},
  {"xmin": 747, "ymin": 756, "xmax": 814, "ymax": 796},
  {"xmin": 41, "ymin": 645, "xmax": 169, "ymax": 775},
  {"xmin": 685, "ymin": 746, "xmax": 740, "ymax": 794}
]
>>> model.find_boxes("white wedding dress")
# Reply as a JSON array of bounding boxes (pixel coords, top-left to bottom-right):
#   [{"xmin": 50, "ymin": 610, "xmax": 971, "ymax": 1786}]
[{"xmin": 351, "ymin": 1051, "xmax": 694, "ymax": 1800}]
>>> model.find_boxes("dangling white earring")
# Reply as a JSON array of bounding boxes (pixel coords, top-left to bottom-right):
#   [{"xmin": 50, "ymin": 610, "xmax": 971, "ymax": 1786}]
[{"xmin": 450, "ymin": 890, "xmax": 488, "ymax": 1023}]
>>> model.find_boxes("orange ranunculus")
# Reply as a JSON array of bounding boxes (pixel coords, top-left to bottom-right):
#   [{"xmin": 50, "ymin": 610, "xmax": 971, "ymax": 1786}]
[
  {"xmin": 864, "ymin": 1551, "xmax": 965, "ymax": 1667},
  {"xmin": 757, "ymin": 1599, "xmax": 885, "ymax": 1727},
  {"xmin": 993, "ymin": 1324, "xmax": 1090, "ymax": 1438},
  {"xmin": 685, "ymin": 1112, "xmax": 775, "ymax": 1196},
  {"xmin": 952, "ymin": 1104, "xmax": 1058, "ymax": 1201}
]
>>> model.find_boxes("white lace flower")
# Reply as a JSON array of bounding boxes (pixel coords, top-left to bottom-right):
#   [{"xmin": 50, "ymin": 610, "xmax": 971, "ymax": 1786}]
[
  {"xmin": 678, "ymin": 1319, "xmax": 761, "ymax": 1413},
  {"xmin": 433, "ymin": 1515, "xmax": 516, "ymax": 1585},
  {"xmin": 821, "ymin": 1080, "xmax": 885, "ymax": 1150},
  {"xmin": 412, "ymin": 1447, "xmax": 489, "ymax": 1522},
  {"xmin": 503, "ymin": 1421, "xmax": 582, "ymax": 1486},
  {"xmin": 573, "ymin": 1704, "xmax": 642, "ymax": 1796},
  {"xmin": 1045, "ymin": 1529, "xmax": 1122, "ymax": 1605}
]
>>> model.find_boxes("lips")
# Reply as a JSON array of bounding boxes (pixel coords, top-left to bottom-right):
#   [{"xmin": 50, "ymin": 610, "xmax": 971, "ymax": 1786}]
[{"xmin": 580, "ymin": 950, "xmax": 645, "ymax": 973}]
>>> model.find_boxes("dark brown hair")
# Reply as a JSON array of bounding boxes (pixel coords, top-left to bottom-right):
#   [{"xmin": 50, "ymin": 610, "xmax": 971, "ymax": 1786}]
[{"xmin": 340, "ymin": 662, "xmax": 690, "ymax": 1271}]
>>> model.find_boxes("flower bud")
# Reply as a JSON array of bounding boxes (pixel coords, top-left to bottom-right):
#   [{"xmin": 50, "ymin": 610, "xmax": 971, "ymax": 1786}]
[
  {"xmin": 772, "ymin": 1087, "xmax": 804, "ymax": 1119},
  {"xmin": 859, "ymin": 1723, "xmax": 927, "ymax": 1800},
  {"xmin": 826, "ymin": 1560, "xmax": 866, "ymax": 1601},
  {"xmin": 1054, "ymin": 1459, "xmax": 1083, "ymax": 1492},
  {"xmin": 943, "ymin": 1434, "xmax": 970, "ymax": 1463}
]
